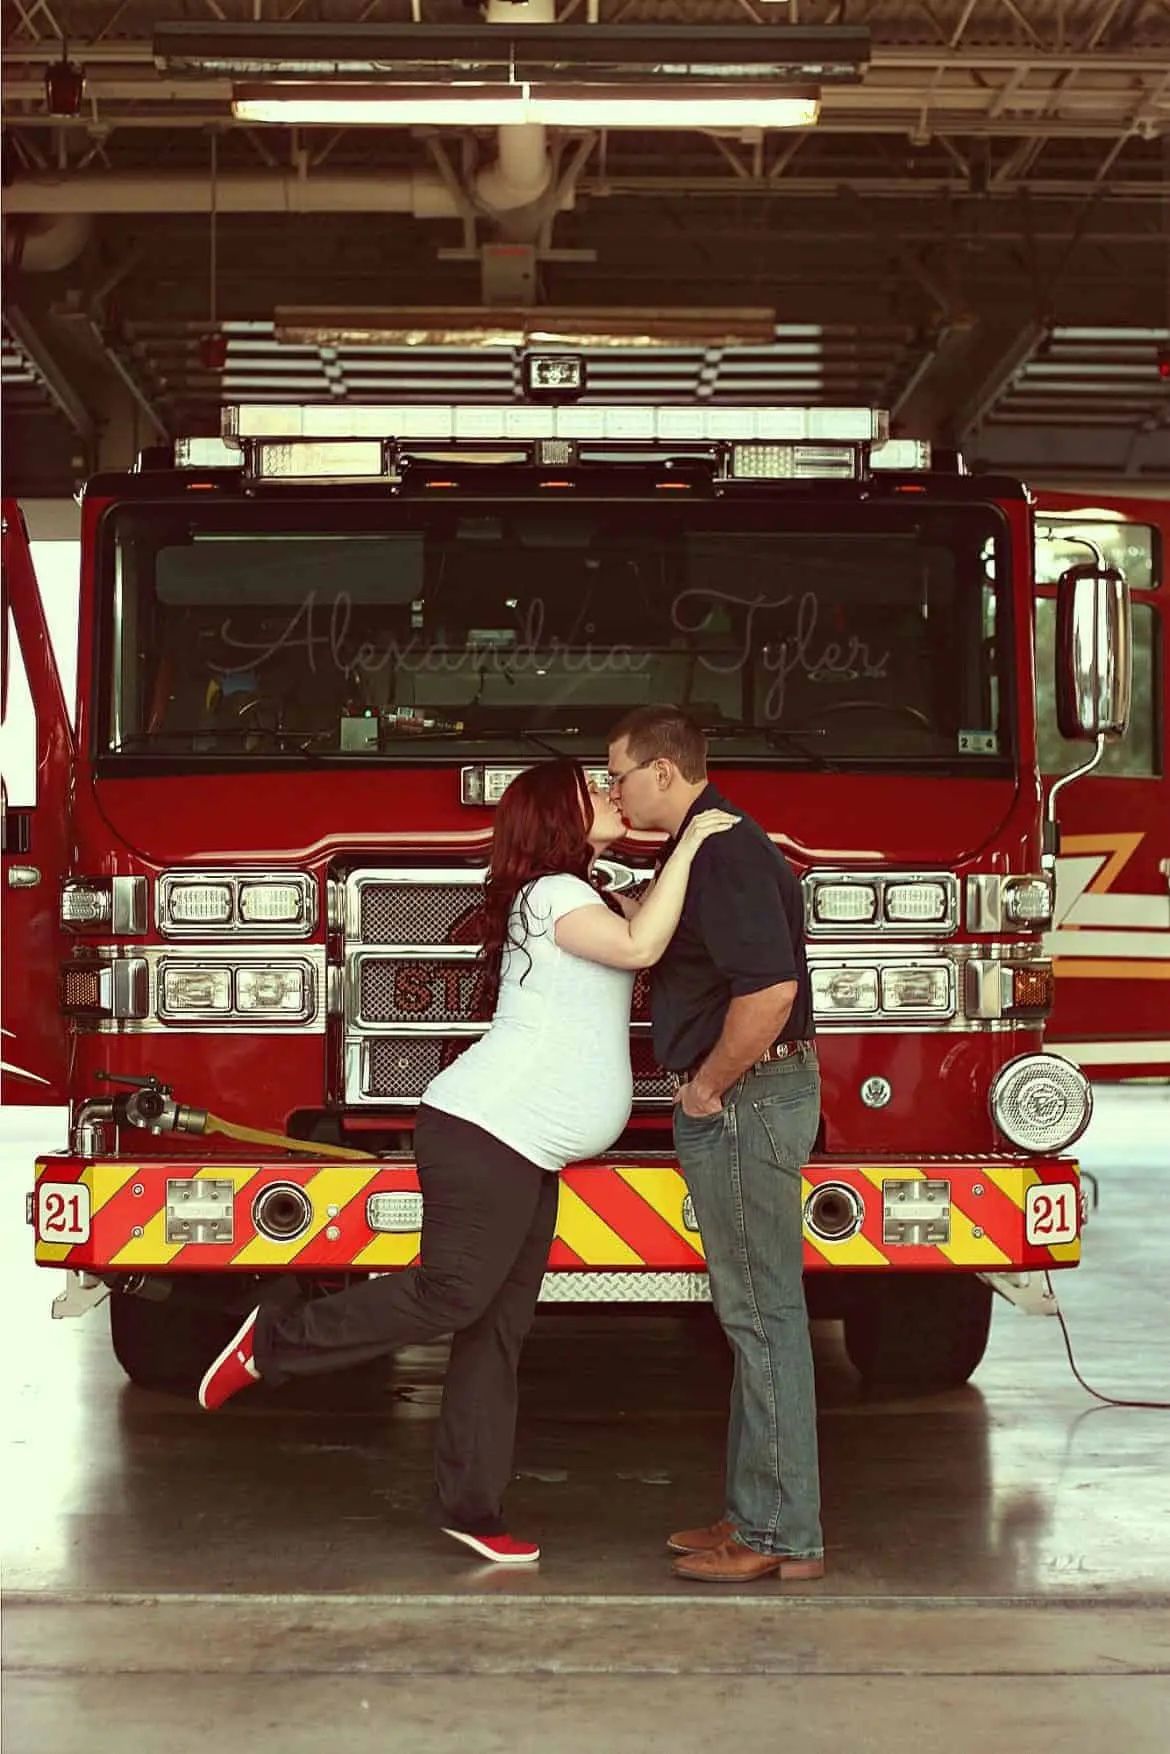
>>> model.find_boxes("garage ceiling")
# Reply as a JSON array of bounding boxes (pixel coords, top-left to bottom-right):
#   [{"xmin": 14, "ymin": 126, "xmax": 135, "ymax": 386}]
[{"xmin": 3, "ymin": 1, "xmax": 1168, "ymax": 488}]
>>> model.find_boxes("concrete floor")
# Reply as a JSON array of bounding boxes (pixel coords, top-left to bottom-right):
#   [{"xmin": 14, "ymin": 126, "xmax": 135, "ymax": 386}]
[{"xmin": 3, "ymin": 1089, "xmax": 1169, "ymax": 1752}]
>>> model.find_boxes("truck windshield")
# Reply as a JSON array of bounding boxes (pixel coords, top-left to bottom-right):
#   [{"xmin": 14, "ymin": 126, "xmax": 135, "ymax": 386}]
[{"xmin": 100, "ymin": 496, "xmax": 1012, "ymax": 771}]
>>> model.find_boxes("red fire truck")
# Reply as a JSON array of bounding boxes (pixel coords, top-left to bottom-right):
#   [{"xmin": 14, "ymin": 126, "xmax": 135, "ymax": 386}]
[{"xmin": 1, "ymin": 382, "xmax": 1134, "ymax": 1395}]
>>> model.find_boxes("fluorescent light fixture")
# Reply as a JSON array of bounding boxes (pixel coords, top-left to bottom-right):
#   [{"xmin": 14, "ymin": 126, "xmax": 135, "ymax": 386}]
[
  {"xmin": 273, "ymin": 305, "xmax": 779, "ymax": 349},
  {"xmin": 232, "ymin": 82, "xmax": 820, "ymax": 129}
]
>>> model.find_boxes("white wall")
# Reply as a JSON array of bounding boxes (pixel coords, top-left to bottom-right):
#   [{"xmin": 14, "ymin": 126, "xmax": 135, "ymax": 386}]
[{"xmin": 1, "ymin": 501, "xmax": 81, "ymax": 808}]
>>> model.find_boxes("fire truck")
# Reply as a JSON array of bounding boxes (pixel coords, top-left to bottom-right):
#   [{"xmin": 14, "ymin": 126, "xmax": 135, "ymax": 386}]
[{"xmin": 1, "ymin": 372, "xmax": 1135, "ymax": 1395}]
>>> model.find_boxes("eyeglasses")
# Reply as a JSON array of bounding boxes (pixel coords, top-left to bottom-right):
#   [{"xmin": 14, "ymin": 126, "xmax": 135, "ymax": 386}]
[{"xmin": 606, "ymin": 756, "xmax": 657, "ymax": 791}]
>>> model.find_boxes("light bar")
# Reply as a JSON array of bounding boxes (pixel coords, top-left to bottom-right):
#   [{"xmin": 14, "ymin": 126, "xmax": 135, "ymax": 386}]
[
  {"xmin": 462, "ymin": 764, "xmax": 610, "ymax": 805},
  {"xmin": 232, "ymin": 81, "xmax": 820, "ymax": 129},
  {"xmin": 869, "ymin": 438, "xmax": 932, "ymax": 471},
  {"xmin": 174, "ymin": 437, "xmax": 244, "ymax": 468},
  {"xmin": 225, "ymin": 402, "xmax": 888, "ymax": 445},
  {"xmin": 255, "ymin": 440, "xmax": 385, "ymax": 479},
  {"xmin": 732, "ymin": 443, "xmax": 858, "ymax": 480},
  {"xmin": 274, "ymin": 306, "xmax": 778, "ymax": 349}
]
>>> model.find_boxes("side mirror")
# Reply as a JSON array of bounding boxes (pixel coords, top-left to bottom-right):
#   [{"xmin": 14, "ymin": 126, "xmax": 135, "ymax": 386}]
[{"xmin": 1055, "ymin": 563, "xmax": 1131, "ymax": 742}]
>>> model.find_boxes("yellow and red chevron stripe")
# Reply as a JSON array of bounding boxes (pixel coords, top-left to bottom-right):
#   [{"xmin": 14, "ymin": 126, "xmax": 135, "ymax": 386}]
[{"xmin": 33, "ymin": 1154, "xmax": 1080, "ymax": 1276}]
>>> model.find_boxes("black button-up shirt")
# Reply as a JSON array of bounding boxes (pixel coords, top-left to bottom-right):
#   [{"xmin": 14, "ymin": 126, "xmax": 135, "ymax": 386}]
[{"xmin": 650, "ymin": 783, "xmax": 814, "ymax": 1071}]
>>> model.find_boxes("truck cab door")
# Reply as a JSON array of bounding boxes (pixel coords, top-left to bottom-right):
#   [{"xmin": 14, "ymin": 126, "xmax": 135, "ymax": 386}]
[
  {"xmin": 1, "ymin": 499, "xmax": 75, "ymax": 1103},
  {"xmin": 1034, "ymin": 493, "xmax": 1170, "ymax": 1079}
]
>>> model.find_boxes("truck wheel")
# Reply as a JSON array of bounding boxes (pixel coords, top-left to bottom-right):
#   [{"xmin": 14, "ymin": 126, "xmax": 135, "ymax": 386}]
[
  {"xmin": 109, "ymin": 1287, "xmax": 245, "ymax": 1394},
  {"xmin": 842, "ymin": 1275, "xmax": 993, "ymax": 1392}
]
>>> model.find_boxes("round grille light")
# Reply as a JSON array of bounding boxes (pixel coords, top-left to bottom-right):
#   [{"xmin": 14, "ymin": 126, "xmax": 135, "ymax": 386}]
[{"xmin": 989, "ymin": 1053, "xmax": 1092, "ymax": 1153}]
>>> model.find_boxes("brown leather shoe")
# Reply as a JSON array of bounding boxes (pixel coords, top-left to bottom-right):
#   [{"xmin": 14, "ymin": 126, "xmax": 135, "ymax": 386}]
[
  {"xmin": 672, "ymin": 1539, "xmax": 826, "ymax": 1584},
  {"xmin": 666, "ymin": 1517, "xmax": 736, "ymax": 1555}
]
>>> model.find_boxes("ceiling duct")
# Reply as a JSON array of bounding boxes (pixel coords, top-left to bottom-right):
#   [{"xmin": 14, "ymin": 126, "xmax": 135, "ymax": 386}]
[
  {"xmin": 272, "ymin": 306, "xmax": 779, "ymax": 349},
  {"xmin": 153, "ymin": 22, "xmax": 871, "ymax": 86}
]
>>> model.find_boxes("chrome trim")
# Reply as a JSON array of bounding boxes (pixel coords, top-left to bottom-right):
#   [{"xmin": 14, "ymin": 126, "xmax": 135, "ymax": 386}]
[
  {"xmin": 804, "ymin": 1181, "xmax": 866, "ymax": 1243},
  {"xmin": 538, "ymin": 1271, "xmax": 711, "ymax": 1304},
  {"xmin": 810, "ymin": 957, "xmax": 955, "ymax": 1023},
  {"xmin": 74, "ymin": 945, "xmax": 327, "ymax": 1035},
  {"xmin": 156, "ymin": 869, "xmax": 318, "ymax": 939},
  {"xmin": 989, "ymin": 1052, "xmax": 1093, "ymax": 1153},
  {"xmin": 803, "ymin": 869, "xmax": 959, "ymax": 938},
  {"xmin": 966, "ymin": 873, "xmax": 1053, "ymax": 935},
  {"xmin": 112, "ymin": 876, "xmax": 149, "ymax": 936},
  {"xmin": 62, "ymin": 956, "xmax": 150, "ymax": 1020},
  {"xmin": 157, "ymin": 956, "xmax": 316, "ymax": 1024}
]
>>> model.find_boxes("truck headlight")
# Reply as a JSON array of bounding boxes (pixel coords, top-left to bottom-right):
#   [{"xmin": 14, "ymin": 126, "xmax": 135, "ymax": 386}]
[
  {"xmin": 239, "ymin": 882, "xmax": 308, "ymax": 926},
  {"xmin": 156, "ymin": 960, "xmax": 315, "ymax": 1023},
  {"xmin": 166, "ymin": 882, "xmax": 233, "ymax": 925},
  {"xmin": 884, "ymin": 881, "xmax": 948, "ymax": 924},
  {"xmin": 157, "ymin": 871, "xmax": 317, "ymax": 936},
  {"xmin": 811, "ymin": 966, "xmax": 879, "ymax": 1014},
  {"xmin": 989, "ymin": 1053, "xmax": 1091, "ymax": 1152},
  {"xmin": 160, "ymin": 965, "xmax": 233, "ymax": 1015},
  {"xmin": 235, "ymin": 966, "xmax": 307, "ymax": 1013},
  {"xmin": 880, "ymin": 965, "xmax": 953, "ymax": 1015},
  {"xmin": 812, "ymin": 882, "xmax": 878, "ymax": 925}
]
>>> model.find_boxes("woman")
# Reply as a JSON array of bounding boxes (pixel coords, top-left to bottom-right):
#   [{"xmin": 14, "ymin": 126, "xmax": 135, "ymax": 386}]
[{"xmin": 198, "ymin": 759, "xmax": 736, "ymax": 1565}]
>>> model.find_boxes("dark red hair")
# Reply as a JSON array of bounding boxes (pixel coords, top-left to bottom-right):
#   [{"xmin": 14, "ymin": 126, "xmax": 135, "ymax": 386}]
[{"xmin": 477, "ymin": 759, "xmax": 602, "ymax": 1014}]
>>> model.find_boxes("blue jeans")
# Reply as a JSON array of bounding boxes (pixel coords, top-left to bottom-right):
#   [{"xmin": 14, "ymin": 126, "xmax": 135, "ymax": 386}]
[{"xmin": 673, "ymin": 1051, "xmax": 823, "ymax": 1559}]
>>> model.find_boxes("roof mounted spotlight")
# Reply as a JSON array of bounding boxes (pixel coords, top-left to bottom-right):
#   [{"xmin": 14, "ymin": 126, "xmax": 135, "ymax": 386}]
[{"xmin": 522, "ymin": 353, "xmax": 587, "ymax": 402}]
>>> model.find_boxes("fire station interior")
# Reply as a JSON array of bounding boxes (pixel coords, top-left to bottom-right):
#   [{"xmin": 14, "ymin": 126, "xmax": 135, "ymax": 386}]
[{"xmin": 2, "ymin": 5, "xmax": 1169, "ymax": 1753}]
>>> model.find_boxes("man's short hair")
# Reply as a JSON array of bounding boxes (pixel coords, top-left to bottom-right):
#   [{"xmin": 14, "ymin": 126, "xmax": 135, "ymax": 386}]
[{"xmin": 608, "ymin": 705, "xmax": 708, "ymax": 784}]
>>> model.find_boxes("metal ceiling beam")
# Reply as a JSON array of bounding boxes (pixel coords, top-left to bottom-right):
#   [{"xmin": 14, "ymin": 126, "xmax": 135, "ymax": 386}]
[
  {"xmin": 952, "ymin": 318, "xmax": 1048, "ymax": 439},
  {"xmin": 2, "ymin": 303, "xmax": 94, "ymax": 442}
]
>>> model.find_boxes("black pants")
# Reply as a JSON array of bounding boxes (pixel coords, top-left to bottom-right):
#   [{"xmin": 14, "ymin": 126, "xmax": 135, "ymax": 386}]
[{"xmin": 254, "ymin": 1105, "xmax": 560, "ymax": 1534}]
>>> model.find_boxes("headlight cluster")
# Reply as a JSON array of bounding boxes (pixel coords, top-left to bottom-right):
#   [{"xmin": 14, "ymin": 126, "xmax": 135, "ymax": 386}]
[
  {"xmin": 805, "ymin": 875, "xmax": 956, "ymax": 934},
  {"xmin": 159, "ymin": 960, "xmax": 314, "ymax": 1022},
  {"xmin": 811, "ymin": 961, "xmax": 954, "ymax": 1018},
  {"xmin": 157, "ymin": 871, "xmax": 316, "ymax": 937}
]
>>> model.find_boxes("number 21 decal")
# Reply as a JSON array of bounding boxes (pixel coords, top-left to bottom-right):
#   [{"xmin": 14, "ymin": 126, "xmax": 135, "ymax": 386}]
[
  {"xmin": 1025, "ymin": 1182, "xmax": 1078, "ymax": 1246},
  {"xmin": 36, "ymin": 1181, "xmax": 91, "ymax": 1245}
]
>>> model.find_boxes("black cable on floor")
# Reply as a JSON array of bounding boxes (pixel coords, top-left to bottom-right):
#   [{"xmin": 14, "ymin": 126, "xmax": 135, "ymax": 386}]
[{"xmin": 1046, "ymin": 1272, "xmax": 1170, "ymax": 1410}]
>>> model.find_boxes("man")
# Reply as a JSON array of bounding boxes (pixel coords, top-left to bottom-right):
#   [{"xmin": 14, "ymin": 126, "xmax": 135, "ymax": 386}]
[{"xmin": 607, "ymin": 705, "xmax": 823, "ymax": 1583}]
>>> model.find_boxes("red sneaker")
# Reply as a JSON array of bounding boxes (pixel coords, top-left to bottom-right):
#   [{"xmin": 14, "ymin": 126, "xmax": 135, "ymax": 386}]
[
  {"xmin": 441, "ymin": 1527, "xmax": 541, "ymax": 1565},
  {"xmin": 198, "ymin": 1308, "xmax": 262, "ymax": 1411}
]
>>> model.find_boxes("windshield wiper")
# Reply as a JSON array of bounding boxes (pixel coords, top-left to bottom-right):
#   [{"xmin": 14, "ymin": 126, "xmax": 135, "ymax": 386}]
[
  {"xmin": 377, "ymin": 720, "xmax": 573, "ymax": 758},
  {"xmin": 704, "ymin": 724, "xmax": 837, "ymax": 772}
]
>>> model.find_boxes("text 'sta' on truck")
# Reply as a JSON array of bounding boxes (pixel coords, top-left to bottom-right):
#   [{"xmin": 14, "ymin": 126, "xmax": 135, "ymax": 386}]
[{"xmin": 1, "ymin": 365, "xmax": 1138, "ymax": 1395}]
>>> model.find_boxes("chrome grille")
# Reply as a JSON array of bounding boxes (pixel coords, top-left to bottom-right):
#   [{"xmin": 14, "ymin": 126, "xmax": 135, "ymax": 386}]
[
  {"xmin": 346, "ymin": 866, "xmax": 666, "ymax": 1107},
  {"xmin": 364, "ymin": 1031, "xmax": 670, "ymax": 1103},
  {"xmin": 360, "ymin": 957, "xmax": 486, "ymax": 1026},
  {"xmin": 631, "ymin": 1034, "xmax": 672, "ymax": 1100},
  {"xmin": 360, "ymin": 882, "xmax": 483, "ymax": 946},
  {"xmin": 367, "ymin": 1036, "xmax": 474, "ymax": 1100}
]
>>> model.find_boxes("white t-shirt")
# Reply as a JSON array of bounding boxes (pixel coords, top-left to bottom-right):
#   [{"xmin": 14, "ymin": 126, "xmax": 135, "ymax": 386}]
[{"xmin": 423, "ymin": 872, "xmax": 636, "ymax": 1172}]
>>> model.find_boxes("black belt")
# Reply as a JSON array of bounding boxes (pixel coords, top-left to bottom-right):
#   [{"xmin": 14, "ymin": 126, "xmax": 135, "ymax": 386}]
[{"xmin": 668, "ymin": 1039, "xmax": 816, "ymax": 1090}]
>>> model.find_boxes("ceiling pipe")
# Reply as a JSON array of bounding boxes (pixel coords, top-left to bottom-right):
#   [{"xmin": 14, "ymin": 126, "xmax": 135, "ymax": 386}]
[
  {"xmin": 473, "ymin": 0, "xmax": 556, "ymax": 237},
  {"xmin": 2, "ymin": 211, "xmax": 93, "ymax": 271},
  {"xmin": 1, "ymin": 170, "xmax": 574, "ymax": 219}
]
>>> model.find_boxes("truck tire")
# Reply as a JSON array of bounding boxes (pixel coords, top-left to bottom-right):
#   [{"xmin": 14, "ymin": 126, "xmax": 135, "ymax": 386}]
[
  {"xmin": 109, "ymin": 1287, "xmax": 245, "ymax": 1394},
  {"xmin": 842, "ymin": 1274, "xmax": 993, "ymax": 1392}
]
